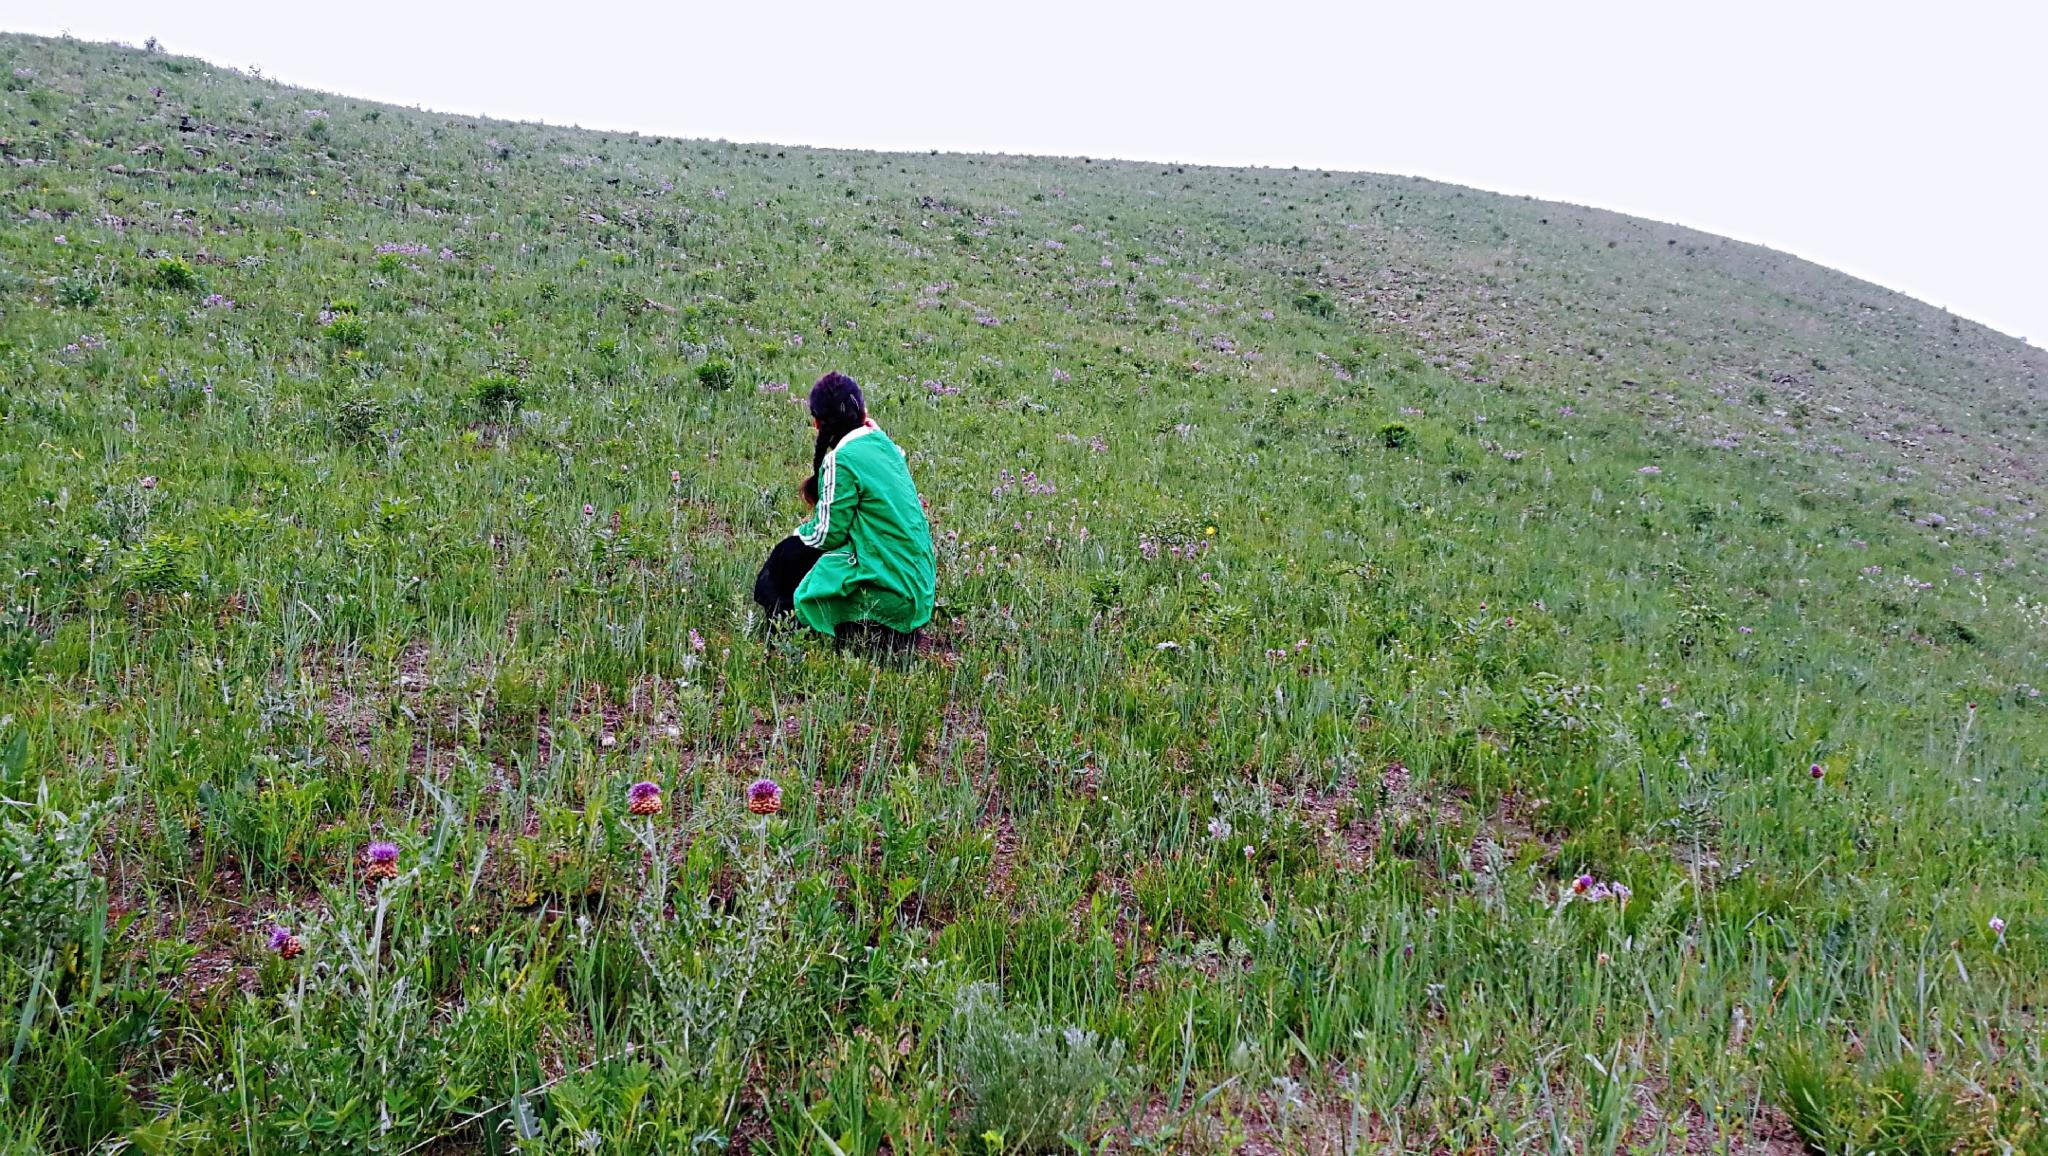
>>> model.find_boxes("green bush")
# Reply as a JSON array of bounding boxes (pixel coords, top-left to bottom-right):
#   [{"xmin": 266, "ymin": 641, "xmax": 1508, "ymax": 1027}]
[
  {"xmin": 945, "ymin": 984, "xmax": 1124, "ymax": 1154},
  {"xmin": 55, "ymin": 276, "xmax": 100, "ymax": 308},
  {"xmin": 324, "ymin": 315, "xmax": 369, "ymax": 350},
  {"xmin": 0, "ymin": 787, "xmax": 110, "ymax": 966},
  {"xmin": 1292, "ymin": 289, "xmax": 1336, "ymax": 319},
  {"xmin": 117, "ymin": 531, "xmax": 198, "ymax": 592},
  {"xmin": 150, "ymin": 257, "xmax": 200, "ymax": 292},
  {"xmin": 695, "ymin": 358, "xmax": 736, "ymax": 390},
  {"xmin": 332, "ymin": 396, "xmax": 385, "ymax": 444},
  {"xmin": 470, "ymin": 371, "xmax": 525, "ymax": 415}
]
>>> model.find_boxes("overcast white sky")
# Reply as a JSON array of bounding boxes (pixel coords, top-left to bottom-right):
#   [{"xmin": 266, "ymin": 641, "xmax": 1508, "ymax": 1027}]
[{"xmin": 11, "ymin": 1, "xmax": 2045, "ymax": 343}]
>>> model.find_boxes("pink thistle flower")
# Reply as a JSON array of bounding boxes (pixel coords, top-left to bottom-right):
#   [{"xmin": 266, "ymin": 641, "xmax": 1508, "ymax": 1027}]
[
  {"xmin": 365, "ymin": 840, "xmax": 399, "ymax": 881},
  {"xmin": 746, "ymin": 777, "xmax": 782, "ymax": 815},
  {"xmin": 1573, "ymin": 873, "xmax": 1594, "ymax": 894},
  {"xmin": 1810, "ymin": 763, "xmax": 1825, "ymax": 780},
  {"xmin": 582, "ymin": 503, "xmax": 595, "ymax": 518},
  {"xmin": 1989, "ymin": 916, "xmax": 2006, "ymax": 935},
  {"xmin": 269, "ymin": 924, "xmax": 304, "ymax": 959},
  {"xmin": 628, "ymin": 780, "xmax": 664, "ymax": 816}
]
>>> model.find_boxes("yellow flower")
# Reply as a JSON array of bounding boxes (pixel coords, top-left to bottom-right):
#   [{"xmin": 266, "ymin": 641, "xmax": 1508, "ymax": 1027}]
[{"xmin": 1205, "ymin": 526, "xmax": 1216, "ymax": 536}]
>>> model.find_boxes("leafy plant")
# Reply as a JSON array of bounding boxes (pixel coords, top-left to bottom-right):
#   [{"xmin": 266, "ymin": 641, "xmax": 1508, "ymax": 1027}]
[
  {"xmin": 323, "ymin": 314, "xmax": 369, "ymax": 350},
  {"xmin": 332, "ymin": 395, "xmax": 385, "ymax": 444},
  {"xmin": 695, "ymin": 358, "xmax": 736, "ymax": 391},
  {"xmin": 150, "ymin": 256, "xmax": 200, "ymax": 292},
  {"xmin": 945, "ymin": 984, "xmax": 1124, "ymax": 1154},
  {"xmin": 55, "ymin": 276, "xmax": 100, "ymax": 308},
  {"xmin": 469, "ymin": 371, "xmax": 525, "ymax": 415}
]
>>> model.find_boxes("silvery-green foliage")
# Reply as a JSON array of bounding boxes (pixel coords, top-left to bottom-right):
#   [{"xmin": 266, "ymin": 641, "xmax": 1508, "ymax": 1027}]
[{"xmin": 945, "ymin": 983, "xmax": 1125, "ymax": 1154}]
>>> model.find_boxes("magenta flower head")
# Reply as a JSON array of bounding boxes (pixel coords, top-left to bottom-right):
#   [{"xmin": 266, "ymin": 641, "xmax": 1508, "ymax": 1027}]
[
  {"xmin": 1809, "ymin": 763, "xmax": 1825, "ymax": 780},
  {"xmin": 365, "ymin": 839, "xmax": 400, "ymax": 881},
  {"xmin": 1989, "ymin": 916, "xmax": 2006, "ymax": 935},
  {"xmin": 746, "ymin": 777, "xmax": 782, "ymax": 815},
  {"xmin": 269, "ymin": 924, "xmax": 304, "ymax": 958},
  {"xmin": 1573, "ymin": 873, "xmax": 1594, "ymax": 894},
  {"xmin": 628, "ymin": 780, "xmax": 664, "ymax": 816}
]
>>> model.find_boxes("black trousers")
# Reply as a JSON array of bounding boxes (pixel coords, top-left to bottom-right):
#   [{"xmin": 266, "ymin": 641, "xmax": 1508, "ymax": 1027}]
[
  {"xmin": 753, "ymin": 535, "xmax": 821, "ymax": 618},
  {"xmin": 751, "ymin": 536, "xmax": 920, "ymax": 654}
]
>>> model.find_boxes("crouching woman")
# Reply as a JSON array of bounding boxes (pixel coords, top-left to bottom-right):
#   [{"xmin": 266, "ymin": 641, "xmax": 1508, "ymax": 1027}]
[{"xmin": 753, "ymin": 372, "xmax": 936, "ymax": 648}]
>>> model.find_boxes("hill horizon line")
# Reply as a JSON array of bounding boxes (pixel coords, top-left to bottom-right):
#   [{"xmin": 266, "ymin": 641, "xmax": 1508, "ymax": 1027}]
[{"xmin": 26, "ymin": 29, "xmax": 2037, "ymax": 349}]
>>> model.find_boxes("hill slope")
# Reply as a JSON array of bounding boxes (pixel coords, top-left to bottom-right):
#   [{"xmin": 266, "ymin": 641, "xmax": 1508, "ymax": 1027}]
[{"xmin": 1, "ymin": 34, "xmax": 2044, "ymax": 1155}]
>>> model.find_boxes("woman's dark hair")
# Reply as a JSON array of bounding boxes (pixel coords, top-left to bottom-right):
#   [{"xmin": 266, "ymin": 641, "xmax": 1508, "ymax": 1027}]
[{"xmin": 804, "ymin": 371, "xmax": 866, "ymax": 504}]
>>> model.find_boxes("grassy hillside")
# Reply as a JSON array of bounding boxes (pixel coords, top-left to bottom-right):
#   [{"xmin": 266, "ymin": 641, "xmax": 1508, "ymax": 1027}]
[{"xmin": 1, "ymin": 33, "xmax": 2044, "ymax": 1155}]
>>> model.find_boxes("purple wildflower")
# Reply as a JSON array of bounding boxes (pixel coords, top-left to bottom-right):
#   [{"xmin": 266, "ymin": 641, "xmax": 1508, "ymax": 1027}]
[
  {"xmin": 746, "ymin": 777, "xmax": 782, "ymax": 815},
  {"xmin": 268, "ymin": 925, "xmax": 294, "ymax": 952},
  {"xmin": 628, "ymin": 780, "xmax": 664, "ymax": 816}
]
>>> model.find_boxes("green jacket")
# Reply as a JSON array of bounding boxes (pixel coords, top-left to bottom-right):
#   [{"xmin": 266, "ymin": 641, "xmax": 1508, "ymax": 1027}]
[{"xmin": 793, "ymin": 425, "xmax": 937, "ymax": 636}]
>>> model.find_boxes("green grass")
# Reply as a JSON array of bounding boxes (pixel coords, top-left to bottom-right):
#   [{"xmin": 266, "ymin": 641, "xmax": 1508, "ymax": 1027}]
[{"xmin": 0, "ymin": 32, "xmax": 2044, "ymax": 1155}]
